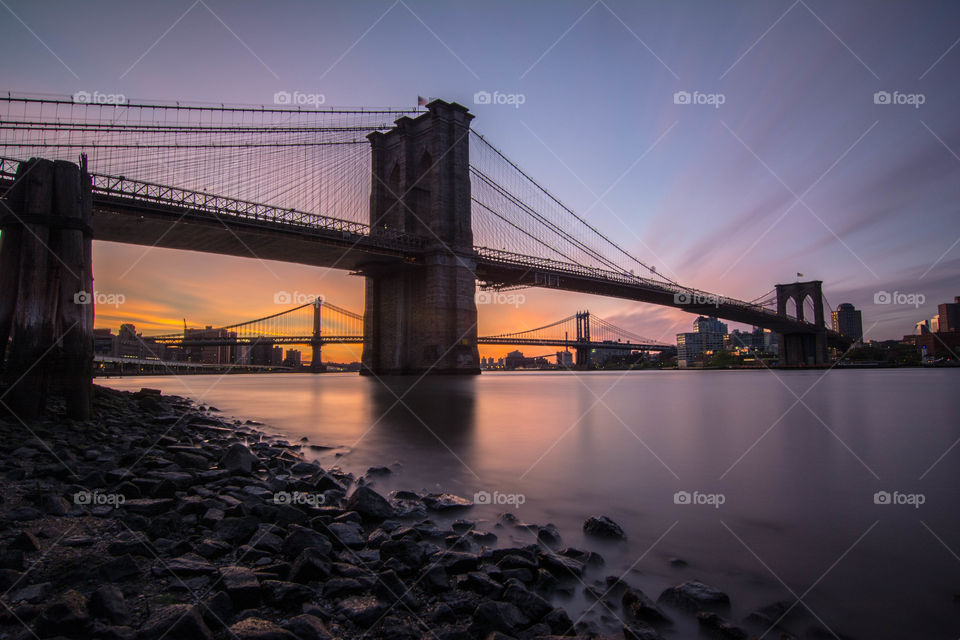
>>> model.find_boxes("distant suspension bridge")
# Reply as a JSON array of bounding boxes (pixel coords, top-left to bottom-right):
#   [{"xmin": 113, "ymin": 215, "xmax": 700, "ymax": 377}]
[{"xmin": 146, "ymin": 299, "xmax": 674, "ymax": 369}]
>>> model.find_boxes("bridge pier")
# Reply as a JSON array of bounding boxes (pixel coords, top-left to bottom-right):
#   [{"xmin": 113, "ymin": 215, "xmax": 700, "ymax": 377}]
[
  {"xmin": 775, "ymin": 281, "xmax": 828, "ymax": 366},
  {"xmin": 0, "ymin": 157, "xmax": 94, "ymax": 418},
  {"xmin": 310, "ymin": 300, "xmax": 325, "ymax": 372},
  {"xmin": 574, "ymin": 311, "xmax": 592, "ymax": 370},
  {"xmin": 361, "ymin": 100, "xmax": 480, "ymax": 375}
]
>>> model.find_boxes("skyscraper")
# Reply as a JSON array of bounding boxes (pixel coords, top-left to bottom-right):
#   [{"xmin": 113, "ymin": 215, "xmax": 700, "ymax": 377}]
[{"xmin": 831, "ymin": 303, "xmax": 863, "ymax": 341}]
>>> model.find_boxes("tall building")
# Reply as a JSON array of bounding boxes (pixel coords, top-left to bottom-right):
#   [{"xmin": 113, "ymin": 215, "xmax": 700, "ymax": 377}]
[
  {"xmin": 185, "ymin": 326, "xmax": 236, "ymax": 364},
  {"xmin": 727, "ymin": 327, "xmax": 777, "ymax": 355},
  {"xmin": 677, "ymin": 316, "xmax": 728, "ymax": 368},
  {"xmin": 831, "ymin": 303, "xmax": 863, "ymax": 341},
  {"xmin": 916, "ymin": 295, "xmax": 960, "ymax": 360},
  {"xmin": 283, "ymin": 349, "xmax": 302, "ymax": 367},
  {"xmin": 939, "ymin": 297, "xmax": 960, "ymax": 332},
  {"xmin": 694, "ymin": 316, "xmax": 728, "ymax": 334}
]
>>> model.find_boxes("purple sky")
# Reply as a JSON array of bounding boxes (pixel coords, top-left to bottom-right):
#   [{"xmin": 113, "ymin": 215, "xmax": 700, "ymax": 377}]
[{"xmin": 2, "ymin": 0, "xmax": 958, "ymax": 352}]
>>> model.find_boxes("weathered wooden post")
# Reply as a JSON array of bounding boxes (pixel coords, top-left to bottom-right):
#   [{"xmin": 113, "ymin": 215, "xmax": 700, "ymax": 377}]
[{"xmin": 0, "ymin": 157, "xmax": 94, "ymax": 419}]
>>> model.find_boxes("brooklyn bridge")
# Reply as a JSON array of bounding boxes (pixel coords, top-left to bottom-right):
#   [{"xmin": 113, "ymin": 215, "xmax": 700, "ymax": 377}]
[{"xmin": 0, "ymin": 95, "xmax": 850, "ymax": 417}]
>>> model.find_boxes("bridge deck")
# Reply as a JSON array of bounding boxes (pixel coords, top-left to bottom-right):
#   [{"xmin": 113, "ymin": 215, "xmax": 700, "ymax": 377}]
[{"xmin": 0, "ymin": 158, "xmax": 849, "ymax": 347}]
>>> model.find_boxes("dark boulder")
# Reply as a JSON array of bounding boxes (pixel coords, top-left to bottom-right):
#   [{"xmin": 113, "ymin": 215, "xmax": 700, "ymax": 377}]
[{"xmin": 583, "ymin": 515, "xmax": 626, "ymax": 539}]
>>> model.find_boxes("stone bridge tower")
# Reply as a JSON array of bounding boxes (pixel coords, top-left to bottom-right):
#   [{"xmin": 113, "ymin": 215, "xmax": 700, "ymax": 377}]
[
  {"xmin": 361, "ymin": 100, "xmax": 480, "ymax": 375},
  {"xmin": 775, "ymin": 280, "xmax": 828, "ymax": 366}
]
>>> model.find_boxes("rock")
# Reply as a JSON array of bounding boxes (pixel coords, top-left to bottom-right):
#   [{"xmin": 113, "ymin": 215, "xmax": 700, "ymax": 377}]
[
  {"xmin": 139, "ymin": 604, "xmax": 212, "ymax": 640},
  {"xmin": 583, "ymin": 515, "xmax": 626, "ymax": 539},
  {"xmin": 624, "ymin": 620, "xmax": 666, "ymax": 640},
  {"xmin": 622, "ymin": 587, "xmax": 671, "ymax": 626},
  {"xmin": 322, "ymin": 577, "xmax": 365, "ymax": 599},
  {"xmin": 41, "ymin": 495, "xmax": 71, "ymax": 516},
  {"xmin": 538, "ymin": 552, "xmax": 584, "ymax": 578},
  {"xmin": 196, "ymin": 538, "xmax": 232, "ymax": 559},
  {"xmin": 697, "ymin": 611, "xmax": 748, "ymax": 639},
  {"xmin": 34, "ymin": 589, "xmax": 90, "ymax": 637},
  {"xmin": 432, "ymin": 550, "xmax": 480, "ymax": 574},
  {"xmin": 543, "ymin": 607, "xmax": 575, "ymax": 635},
  {"xmin": 228, "ymin": 617, "xmax": 298, "ymax": 640},
  {"xmin": 9, "ymin": 530, "xmax": 41, "ymax": 552},
  {"xmin": 0, "ymin": 568, "xmax": 23, "ymax": 591},
  {"xmin": 668, "ymin": 557, "xmax": 688, "ymax": 568},
  {"xmin": 221, "ymin": 443, "xmax": 259, "ymax": 475},
  {"xmin": 92, "ymin": 623, "xmax": 136, "ymax": 640},
  {"xmin": 281, "ymin": 524, "xmax": 333, "ymax": 559},
  {"xmin": 99, "ymin": 555, "xmax": 140, "ymax": 582},
  {"xmin": 346, "ymin": 486, "xmax": 395, "ymax": 520},
  {"xmin": 336, "ymin": 595, "xmax": 386, "ymax": 626},
  {"xmin": 282, "ymin": 614, "xmax": 332, "ymax": 640},
  {"xmin": 89, "ymin": 585, "xmax": 129, "ymax": 625},
  {"xmin": 457, "ymin": 571, "xmax": 503, "ymax": 598},
  {"xmin": 744, "ymin": 600, "xmax": 793, "ymax": 627},
  {"xmin": 327, "ymin": 522, "xmax": 366, "ymax": 549},
  {"xmin": 422, "ymin": 493, "xmax": 473, "ymax": 511},
  {"xmin": 164, "ymin": 553, "xmax": 217, "ymax": 577},
  {"xmin": 375, "ymin": 570, "xmax": 417, "ymax": 609},
  {"xmin": 201, "ymin": 590, "xmax": 234, "ymax": 630},
  {"xmin": 260, "ymin": 580, "xmax": 314, "ymax": 609},
  {"xmin": 501, "ymin": 579, "xmax": 553, "ymax": 621},
  {"xmin": 290, "ymin": 548, "xmax": 333, "ymax": 583},
  {"xmin": 379, "ymin": 538, "xmax": 426, "ymax": 570},
  {"xmin": 220, "ymin": 566, "xmax": 260, "ymax": 608},
  {"xmin": 657, "ymin": 580, "xmax": 730, "ymax": 612},
  {"xmin": 537, "ymin": 523, "xmax": 563, "ymax": 546},
  {"xmin": 10, "ymin": 581, "xmax": 51, "ymax": 604},
  {"xmin": 0, "ymin": 550, "xmax": 25, "ymax": 570},
  {"xmin": 7, "ymin": 506, "xmax": 42, "ymax": 520},
  {"xmin": 468, "ymin": 600, "xmax": 529, "ymax": 636},
  {"xmin": 215, "ymin": 516, "xmax": 259, "ymax": 545},
  {"xmin": 123, "ymin": 498, "xmax": 174, "ymax": 516}
]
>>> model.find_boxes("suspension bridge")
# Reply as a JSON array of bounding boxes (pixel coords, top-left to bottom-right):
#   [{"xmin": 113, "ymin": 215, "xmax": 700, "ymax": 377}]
[
  {"xmin": 142, "ymin": 299, "xmax": 673, "ymax": 370},
  {"xmin": 0, "ymin": 93, "xmax": 851, "ymax": 410}
]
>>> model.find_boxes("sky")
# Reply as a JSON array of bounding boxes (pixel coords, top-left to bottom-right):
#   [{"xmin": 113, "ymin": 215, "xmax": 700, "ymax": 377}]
[{"xmin": 2, "ymin": 0, "xmax": 959, "ymax": 362}]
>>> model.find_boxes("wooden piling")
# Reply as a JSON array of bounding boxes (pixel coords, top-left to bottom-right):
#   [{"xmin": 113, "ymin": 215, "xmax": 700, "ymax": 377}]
[{"xmin": 0, "ymin": 157, "xmax": 94, "ymax": 419}]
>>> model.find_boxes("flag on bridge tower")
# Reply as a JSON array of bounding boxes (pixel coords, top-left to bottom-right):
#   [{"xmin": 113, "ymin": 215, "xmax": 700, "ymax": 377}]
[
  {"xmin": 417, "ymin": 96, "xmax": 429, "ymax": 107},
  {"xmin": 797, "ymin": 272, "xmax": 804, "ymax": 278}
]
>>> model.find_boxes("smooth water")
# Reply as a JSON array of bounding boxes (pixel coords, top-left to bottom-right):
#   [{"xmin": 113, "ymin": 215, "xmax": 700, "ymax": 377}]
[{"xmin": 104, "ymin": 369, "xmax": 960, "ymax": 638}]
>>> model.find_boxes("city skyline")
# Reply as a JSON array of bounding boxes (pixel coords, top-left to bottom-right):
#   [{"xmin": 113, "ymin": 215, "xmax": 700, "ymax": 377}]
[{"xmin": 2, "ymin": 0, "xmax": 959, "ymax": 361}]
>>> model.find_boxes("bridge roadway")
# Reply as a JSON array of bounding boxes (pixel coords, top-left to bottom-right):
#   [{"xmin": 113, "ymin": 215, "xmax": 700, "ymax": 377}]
[{"xmin": 0, "ymin": 159, "xmax": 848, "ymax": 348}]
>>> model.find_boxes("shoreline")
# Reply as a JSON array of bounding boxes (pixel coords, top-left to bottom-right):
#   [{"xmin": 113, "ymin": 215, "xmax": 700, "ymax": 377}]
[{"xmin": 0, "ymin": 385, "xmax": 814, "ymax": 640}]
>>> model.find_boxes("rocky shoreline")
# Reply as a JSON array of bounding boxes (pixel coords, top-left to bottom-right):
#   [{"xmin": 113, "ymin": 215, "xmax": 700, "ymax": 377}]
[{"xmin": 0, "ymin": 385, "xmax": 790, "ymax": 640}]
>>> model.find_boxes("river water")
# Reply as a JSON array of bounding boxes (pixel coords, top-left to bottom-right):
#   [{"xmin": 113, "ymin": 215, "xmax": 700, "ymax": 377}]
[{"xmin": 104, "ymin": 369, "xmax": 960, "ymax": 638}]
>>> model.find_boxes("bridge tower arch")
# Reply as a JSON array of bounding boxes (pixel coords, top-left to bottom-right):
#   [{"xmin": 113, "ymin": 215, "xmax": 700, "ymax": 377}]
[
  {"xmin": 775, "ymin": 280, "xmax": 827, "ymax": 366},
  {"xmin": 361, "ymin": 100, "xmax": 480, "ymax": 375}
]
